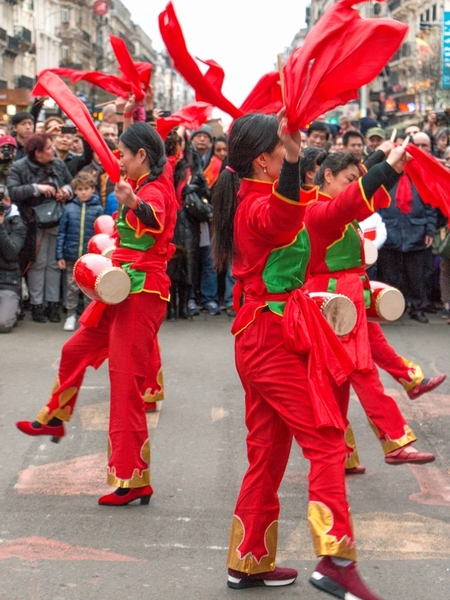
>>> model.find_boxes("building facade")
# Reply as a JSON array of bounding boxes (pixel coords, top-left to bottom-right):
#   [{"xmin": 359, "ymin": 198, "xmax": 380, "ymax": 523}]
[{"xmin": 0, "ymin": 0, "xmax": 193, "ymax": 121}]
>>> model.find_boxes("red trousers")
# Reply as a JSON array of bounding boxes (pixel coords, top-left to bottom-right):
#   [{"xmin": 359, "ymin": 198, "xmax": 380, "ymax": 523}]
[
  {"xmin": 142, "ymin": 340, "xmax": 165, "ymax": 404},
  {"xmin": 36, "ymin": 293, "xmax": 167, "ymax": 488},
  {"xmin": 368, "ymin": 321, "xmax": 423, "ymax": 391},
  {"xmin": 227, "ymin": 312, "xmax": 356, "ymax": 575}
]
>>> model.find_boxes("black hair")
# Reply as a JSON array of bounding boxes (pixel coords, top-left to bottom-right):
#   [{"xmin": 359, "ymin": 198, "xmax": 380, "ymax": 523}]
[
  {"xmin": 300, "ymin": 146, "xmax": 327, "ymax": 185},
  {"xmin": 211, "ymin": 113, "xmax": 279, "ymax": 271},
  {"xmin": 307, "ymin": 121, "xmax": 330, "ymax": 137},
  {"xmin": 213, "ymin": 135, "xmax": 228, "ymax": 149},
  {"xmin": 314, "ymin": 152, "xmax": 360, "ymax": 187},
  {"xmin": 343, "ymin": 130, "xmax": 364, "ymax": 146},
  {"xmin": 119, "ymin": 122, "xmax": 166, "ymax": 183}
]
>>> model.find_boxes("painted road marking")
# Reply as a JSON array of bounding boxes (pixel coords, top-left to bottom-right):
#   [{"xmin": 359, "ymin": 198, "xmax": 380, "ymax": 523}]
[
  {"xmin": 211, "ymin": 407, "xmax": 229, "ymax": 422},
  {"xmin": 79, "ymin": 402, "xmax": 160, "ymax": 430},
  {"xmin": 15, "ymin": 453, "xmax": 110, "ymax": 496},
  {"xmin": 409, "ymin": 465, "xmax": 450, "ymax": 506},
  {"xmin": 0, "ymin": 537, "xmax": 143, "ymax": 562},
  {"xmin": 278, "ymin": 512, "xmax": 450, "ymax": 561}
]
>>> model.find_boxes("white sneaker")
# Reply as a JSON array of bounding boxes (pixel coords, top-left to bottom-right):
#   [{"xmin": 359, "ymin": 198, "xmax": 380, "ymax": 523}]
[{"xmin": 63, "ymin": 315, "xmax": 77, "ymax": 331}]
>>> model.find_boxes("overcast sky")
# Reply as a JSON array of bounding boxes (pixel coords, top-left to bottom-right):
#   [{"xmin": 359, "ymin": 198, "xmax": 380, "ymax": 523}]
[{"xmin": 122, "ymin": 0, "xmax": 307, "ymax": 122}]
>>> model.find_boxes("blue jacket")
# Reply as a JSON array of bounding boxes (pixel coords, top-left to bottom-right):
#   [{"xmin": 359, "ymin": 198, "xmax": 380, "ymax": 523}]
[
  {"xmin": 378, "ymin": 178, "xmax": 437, "ymax": 252},
  {"xmin": 56, "ymin": 195, "xmax": 103, "ymax": 261}
]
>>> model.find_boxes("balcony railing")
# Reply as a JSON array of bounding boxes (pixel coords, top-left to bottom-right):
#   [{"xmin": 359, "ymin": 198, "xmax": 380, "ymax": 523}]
[
  {"xmin": 6, "ymin": 35, "xmax": 19, "ymax": 53},
  {"xmin": 16, "ymin": 26, "xmax": 32, "ymax": 44},
  {"xmin": 16, "ymin": 75, "xmax": 34, "ymax": 89}
]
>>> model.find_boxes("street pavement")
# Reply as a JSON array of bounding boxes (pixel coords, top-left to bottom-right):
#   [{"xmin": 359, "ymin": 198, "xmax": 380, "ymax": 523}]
[{"xmin": 0, "ymin": 309, "xmax": 449, "ymax": 600}]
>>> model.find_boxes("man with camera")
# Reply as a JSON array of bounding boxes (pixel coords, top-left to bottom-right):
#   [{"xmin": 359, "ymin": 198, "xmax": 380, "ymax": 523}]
[
  {"xmin": 0, "ymin": 184, "xmax": 26, "ymax": 332},
  {"xmin": 0, "ymin": 135, "xmax": 17, "ymax": 185}
]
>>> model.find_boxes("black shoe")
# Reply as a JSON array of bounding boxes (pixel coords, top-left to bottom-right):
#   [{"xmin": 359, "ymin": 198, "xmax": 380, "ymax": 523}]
[
  {"xmin": 422, "ymin": 304, "xmax": 438, "ymax": 314},
  {"xmin": 409, "ymin": 310, "xmax": 429, "ymax": 324},
  {"xmin": 166, "ymin": 306, "xmax": 177, "ymax": 321},
  {"xmin": 47, "ymin": 302, "xmax": 61, "ymax": 323},
  {"xmin": 31, "ymin": 304, "xmax": 48, "ymax": 323}
]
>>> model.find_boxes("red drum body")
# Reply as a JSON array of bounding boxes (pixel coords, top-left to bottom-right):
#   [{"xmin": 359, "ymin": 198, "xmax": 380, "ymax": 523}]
[
  {"xmin": 94, "ymin": 214, "xmax": 116, "ymax": 237},
  {"xmin": 364, "ymin": 238, "xmax": 378, "ymax": 268},
  {"xmin": 88, "ymin": 233, "xmax": 117, "ymax": 258},
  {"xmin": 366, "ymin": 281, "xmax": 405, "ymax": 322},
  {"xmin": 308, "ymin": 292, "xmax": 357, "ymax": 337},
  {"xmin": 74, "ymin": 254, "xmax": 131, "ymax": 305}
]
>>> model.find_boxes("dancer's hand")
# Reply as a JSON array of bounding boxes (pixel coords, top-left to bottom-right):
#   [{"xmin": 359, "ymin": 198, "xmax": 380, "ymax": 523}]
[
  {"xmin": 386, "ymin": 145, "xmax": 410, "ymax": 173},
  {"xmin": 277, "ymin": 108, "xmax": 301, "ymax": 164}
]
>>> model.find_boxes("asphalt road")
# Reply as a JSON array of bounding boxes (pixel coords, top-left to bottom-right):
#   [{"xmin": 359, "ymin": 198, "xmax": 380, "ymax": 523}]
[{"xmin": 0, "ymin": 309, "xmax": 449, "ymax": 600}]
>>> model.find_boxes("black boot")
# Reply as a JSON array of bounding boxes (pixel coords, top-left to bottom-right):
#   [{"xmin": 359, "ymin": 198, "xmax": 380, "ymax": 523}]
[
  {"xmin": 31, "ymin": 304, "xmax": 48, "ymax": 323},
  {"xmin": 48, "ymin": 302, "xmax": 61, "ymax": 323},
  {"xmin": 178, "ymin": 285, "xmax": 192, "ymax": 319},
  {"xmin": 167, "ymin": 287, "xmax": 177, "ymax": 321}
]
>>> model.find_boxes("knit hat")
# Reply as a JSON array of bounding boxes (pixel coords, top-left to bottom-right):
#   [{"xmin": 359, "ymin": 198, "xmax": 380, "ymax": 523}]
[
  {"xmin": 191, "ymin": 124, "xmax": 213, "ymax": 141},
  {"xmin": 0, "ymin": 134, "xmax": 17, "ymax": 147},
  {"xmin": 11, "ymin": 112, "xmax": 33, "ymax": 126}
]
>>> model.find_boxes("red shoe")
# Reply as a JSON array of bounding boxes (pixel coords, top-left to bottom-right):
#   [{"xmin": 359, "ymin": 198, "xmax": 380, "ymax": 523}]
[
  {"xmin": 16, "ymin": 420, "xmax": 65, "ymax": 443},
  {"xmin": 310, "ymin": 556, "xmax": 384, "ymax": 600},
  {"xmin": 407, "ymin": 374, "xmax": 446, "ymax": 400},
  {"xmin": 98, "ymin": 485, "xmax": 153, "ymax": 506},
  {"xmin": 385, "ymin": 447, "xmax": 435, "ymax": 465},
  {"xmin": 145, "ymin": 402, "xmax": 157, "ymax": 413},
  {"xmin": 227, "ymin": 566, "xmax": 297, "ymax": 589},
  {"xmin": 346, "ymin": 465, "xmax": 366, "ymax": 475}
]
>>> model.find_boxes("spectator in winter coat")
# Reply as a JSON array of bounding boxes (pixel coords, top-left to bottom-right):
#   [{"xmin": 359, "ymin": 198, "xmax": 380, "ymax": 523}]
[
  {"xmin": 56, "ymin": 172, "xmax": 103, "ymax": 331},
  {"xmin": 377, "ymin": 165, "xmax": 437, "ymax": 323},
  {"xmin": 7, "ymin": 133, "xmax": 73, "ymax": 323},
  {"xmin": 0, "ymin": 185, "xmax": 26, "ymax": 332}
]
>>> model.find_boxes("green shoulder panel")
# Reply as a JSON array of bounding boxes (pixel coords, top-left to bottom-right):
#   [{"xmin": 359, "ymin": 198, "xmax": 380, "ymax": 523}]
[
  {"xmin": 262, "ymin": 227, "xmax": 310, "ymax": 293},
  {"xmin": 325, "ymin": 222, "xmax": 362, "ymax": 272},
  {"xmin": 116, "ymin": 208, "xmax": 155, "ymax": 251}
]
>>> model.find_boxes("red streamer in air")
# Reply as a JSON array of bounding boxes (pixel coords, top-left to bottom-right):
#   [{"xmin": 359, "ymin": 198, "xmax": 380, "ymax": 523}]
[
  {"xmin": 32, "ymin": 71, "xmax": 121, "ymax": 183},
  {"xmin": 156, "ymin": 101, "xmax": 213, "ymax": 140},
  {"xmin": 404, "ymin": 143, "xmax": 450, "ymax": 217},
  {"xmin": 158, "ymin": 2, "xmax": 241, "ymax": 119},
  {"xmin": 283, "ymin": 0, "xmax": 408, "ymax": 131}
]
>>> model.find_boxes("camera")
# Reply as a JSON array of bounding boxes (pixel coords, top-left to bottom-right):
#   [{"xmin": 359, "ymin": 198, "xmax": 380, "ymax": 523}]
[
  {"xmin": 0, "ymin": 204, "xmax": 5, "ymax": 216},
  {"xmin": 0, "ymin": 145, "xmax": 13, "ymax": 161},
  {"xmin": 0, "ymin": 184, "xmax": 6, "ymax": 203},
  {"xmin": 61, "ymin": 126, "xmax": 77, "ymax": 135}
]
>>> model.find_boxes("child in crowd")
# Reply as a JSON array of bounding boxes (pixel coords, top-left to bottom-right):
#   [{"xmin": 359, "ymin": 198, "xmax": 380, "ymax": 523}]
[{"xmin": 56, "ymin": 172, "xmax": 104, "ymax": 331}]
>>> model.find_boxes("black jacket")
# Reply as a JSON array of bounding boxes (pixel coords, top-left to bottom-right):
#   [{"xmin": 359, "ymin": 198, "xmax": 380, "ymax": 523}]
[
  {"xmin": 0, "ymin": 204, "xmax": 26, "ymax": 292},
  {"xmin": 379, "ymin": 178, "xmax": 438, "ymax": 252},
  {"xmin": 6, "ymin": 157, "xmax": 73, "ymax": 224}
]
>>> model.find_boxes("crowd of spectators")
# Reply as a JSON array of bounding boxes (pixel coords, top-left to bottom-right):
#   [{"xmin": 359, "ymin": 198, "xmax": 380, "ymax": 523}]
[{"xmin": 0, "ymin": 101, "xmax": 449, "ymax": 334}]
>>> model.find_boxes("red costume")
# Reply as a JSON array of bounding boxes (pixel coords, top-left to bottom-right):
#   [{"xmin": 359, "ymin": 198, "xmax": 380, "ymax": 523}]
[
  {"xmin": 304, "ymin": 164, "xmax": 417, "ymax": 468},
  {"xmin": 227, "ymin": 174, "xmax": 357, "ymax": 575},
  {"xmin": 34, "ymin": 167, "xmax": 177, "ymax": 488}
]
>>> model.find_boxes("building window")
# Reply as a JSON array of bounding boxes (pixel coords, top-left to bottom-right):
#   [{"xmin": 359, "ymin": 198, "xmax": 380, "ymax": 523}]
[
  {"xmin": 62, "ymin": 44, "xmax": 69, "ymax": 60},
  {"xmin": 62, "ymin": 7, "xmax": 69, "ymax": 23},
  {"xmin": 425, "ymin": 8, "xmax": 430, "ymax": 22},
  {"xmin": 432, "ymin": 4, "xmax": 437, "ymax": 21}
]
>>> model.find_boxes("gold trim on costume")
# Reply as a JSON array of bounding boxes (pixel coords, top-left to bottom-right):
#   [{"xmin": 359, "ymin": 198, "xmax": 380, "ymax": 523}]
[
  {"xmin": 107, "ymin": 438, "xmax": 151, "ymax": 488},
  {"xmin": 143, "ymin": 368, "xmax": 165, "ymax": 403},
  {"xmin": 368, "ymin": 421, "xmax": 417, "ymax": 454},
  {"xmin": 308, "ymin": 501, "xmax": 356, "ymax": 561},
  {"xmin": 227, "ymin": 516, "xmax": 277, "ymax": 574},
  {"xmin": 398, "ymin": 357, "xmax": 424, "ymax": 391},
  {"xmin": 36, "ymin": 386, "xmax": 78, "ymax": 424},
  {"xmin": 344, "ymin": 425, "xmax": 361, "ymax": 470}
]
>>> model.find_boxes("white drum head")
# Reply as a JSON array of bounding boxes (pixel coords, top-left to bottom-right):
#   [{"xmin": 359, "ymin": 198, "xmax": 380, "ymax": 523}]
[
  {"xmin": 322, "ymin": 295, "xmax": 357, "ymax": 337},
  {"xmin": 95, "ymin": 267, "xmax": 131, "ymax": 305},
  {"xmin": 377, "ymin": 288, "xmax": 405, "ymax": 321},
  {"xmin": 101, "ymin": 246, "xmax": 116, "ymax": 259},
  {"xmin": 364, "ymin": 239, "xmax": 378, "ymax": 267}
]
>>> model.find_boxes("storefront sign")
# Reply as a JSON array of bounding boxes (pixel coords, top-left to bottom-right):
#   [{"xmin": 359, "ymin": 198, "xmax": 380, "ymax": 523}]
[{"xmin": 442, "ymin": 12, "xmax": 450, "ymax": 89}]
